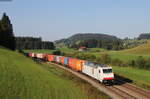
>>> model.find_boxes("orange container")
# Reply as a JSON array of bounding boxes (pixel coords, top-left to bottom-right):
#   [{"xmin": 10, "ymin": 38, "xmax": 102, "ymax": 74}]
[
  {"xmin": 68, "ymin": 58, "xmax": 77, "ymax": 70},
  {"xmin": 75, "ymin": 60, "xmax": 86, "ymax": 72},
  {"xmin": 47, "ymin": 54, "xmax": 55, "ymax": 62},
  {"xmin": 60, "ymin": 56, "xmax": 65, "ymax": 64}
]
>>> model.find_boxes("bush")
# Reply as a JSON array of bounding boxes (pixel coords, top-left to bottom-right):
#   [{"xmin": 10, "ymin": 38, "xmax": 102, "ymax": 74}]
[
  {"xmin": 128, "ymin": 60, "xmax": 135, "ymax": 67},
  {"xmin": 53, "ymin": 50, "xmax": 62, "ymax": 55},
  {"xmin": 144, "ymin": 58, "xmax": 150, "ymax": 69},
  {"xmin": 111, "ymin": 58, "xmax": 123, "ymax": 66},
  {"xmin": 75, "ymin": 53, "xmax": 96, "ymax": 61},
  {"xmin": 100, "ymin": 53, "xmax": 111, "ymax": 64},
  {"xmin": 135, "ymin": 56, "xmax": 146, "ymax": 68}
]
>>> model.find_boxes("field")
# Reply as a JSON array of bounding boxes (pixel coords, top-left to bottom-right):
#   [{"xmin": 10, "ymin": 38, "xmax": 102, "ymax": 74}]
[
  {"xmin": 0, "ymin": 48, "xmax": 109, "ymax": 99},
  {"xmin": 120, "ymin": 41, "xmax": 150, "ymax": 55}
]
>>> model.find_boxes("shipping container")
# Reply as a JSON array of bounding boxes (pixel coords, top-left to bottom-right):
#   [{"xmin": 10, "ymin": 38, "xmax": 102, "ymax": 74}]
[
  {"xmin": 47, "ymin": 54, "xmax": 55, "ymax": 62},
  {"xmin": 29, "ymin": 53, "xmax": 35, "ymax": 58},
  {"xmin": 64, "ymin": 57, "xmax": 69, "ymax": 66},
  {"xmin": 36, "ymin": 53, "xmax": 44, "ymax": 59},
  {"xmin": 68, "ymin": 58, "xmax": 78, "ymax": 70},
  {"xmin": 60, "ymin": 56, "xmax": 66, "ymax": 65},
  {"xmin": 55, "ymin": 56, "xmax": 62, "ymax": 63},
  {"xmin": 75, "ymin": 60, "xmax": 86, "ymax": 72}
]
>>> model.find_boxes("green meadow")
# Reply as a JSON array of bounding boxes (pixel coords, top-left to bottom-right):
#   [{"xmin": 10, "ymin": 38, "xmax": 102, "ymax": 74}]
[{"xmin": 112, "ymin": 66, "xmax": 150, "ymax": 90}]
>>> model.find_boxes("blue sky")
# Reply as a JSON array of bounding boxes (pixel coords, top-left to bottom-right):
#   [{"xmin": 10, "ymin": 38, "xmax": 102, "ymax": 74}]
[{"xmin": 0, "ymin": 0, "xmax": 150, "ymax": 41}]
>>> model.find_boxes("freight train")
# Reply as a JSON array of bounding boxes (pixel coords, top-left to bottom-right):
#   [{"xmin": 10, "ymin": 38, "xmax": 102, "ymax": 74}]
[{"xmin": 28, "ymin": 52, "xmax": 114, "ymax": 84}]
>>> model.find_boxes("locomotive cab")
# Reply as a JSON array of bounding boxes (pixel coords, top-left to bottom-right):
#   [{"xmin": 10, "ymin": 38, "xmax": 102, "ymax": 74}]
[{"xmin": 98, "ymin": 66, "xmax": 114, "ymax": 84}]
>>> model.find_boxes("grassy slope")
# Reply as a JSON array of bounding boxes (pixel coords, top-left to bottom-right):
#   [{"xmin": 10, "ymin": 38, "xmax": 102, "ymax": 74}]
[
  {"xmin": 102, "ymin": 41, "xmax": 150, "ymax": 61},
  {"xmin": 0, "ymin": 48, "xmax": 99, "ymax": 99},
  {"xmin": 120, "ymin": 41, "xmax": 150, "ymax": 55},
  {"xmin": 25, "ymin": 49, "xmax": 54, "ymax": 53}
]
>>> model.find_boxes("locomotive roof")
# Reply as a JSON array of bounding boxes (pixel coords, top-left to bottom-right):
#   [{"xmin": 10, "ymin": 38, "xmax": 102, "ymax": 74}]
[{"xmin": 85, "ymin": 62, "xmax": 110, "ymax": 68}]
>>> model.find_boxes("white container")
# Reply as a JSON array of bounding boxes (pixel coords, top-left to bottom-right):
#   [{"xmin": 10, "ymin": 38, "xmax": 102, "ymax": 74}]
[
  {"xmin": 55, "ymin": 56, "xmax": 62, "ymax": 63},
  {"xmin": 36, "ymin": 53, "xmax": 44, "ymax": 59}
]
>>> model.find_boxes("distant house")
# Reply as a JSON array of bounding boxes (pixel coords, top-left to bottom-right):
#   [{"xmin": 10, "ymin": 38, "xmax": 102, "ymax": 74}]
[{"xmin": 78, "ymin": 46, "xmax": 87, "ymax": 51}]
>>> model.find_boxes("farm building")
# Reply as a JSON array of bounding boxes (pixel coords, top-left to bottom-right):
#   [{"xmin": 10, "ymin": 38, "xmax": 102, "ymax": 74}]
[{"xmin": 78, "ymin": 46, "xmax": 87, "ymax": 51}]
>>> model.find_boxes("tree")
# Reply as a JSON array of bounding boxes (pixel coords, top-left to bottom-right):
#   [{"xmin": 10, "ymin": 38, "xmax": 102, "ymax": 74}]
[
  {"xmin": 135, "ymin": 56, "xmax": 146, "ymax": 68},
  {"xmin": 100, "ymin": 53, "xmax": 111, "ymax": 64},
  {"xmin": 0, "ymin": 13, "xmax": 16, "ymax": 50}
]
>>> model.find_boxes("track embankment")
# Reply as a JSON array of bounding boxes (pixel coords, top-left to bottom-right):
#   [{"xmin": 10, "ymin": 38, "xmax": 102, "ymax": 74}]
[{"xmin": 47, "ymin": 62, "xmax": 150, "ymax": 99}]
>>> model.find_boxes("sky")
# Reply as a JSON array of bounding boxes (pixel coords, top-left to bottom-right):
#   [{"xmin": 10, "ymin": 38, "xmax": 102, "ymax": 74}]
[{"xmin": 0, "ymin": 0, "xmax": 150, "ymax": 41}]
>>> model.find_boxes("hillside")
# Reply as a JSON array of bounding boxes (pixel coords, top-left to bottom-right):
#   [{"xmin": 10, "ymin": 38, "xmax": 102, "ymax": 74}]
[
  {"xmin": 120, "ymin": 41, "xmax": 150, "ymax": 55},
  {"xmin": 0, "ymin": 48, "xmax": 109, "ymax": 99},
  {"xmin": 55, "ymin": 33, "xmax": 118, "ymax": 47},
  {"xmin": 138, "ymin": 33, "xmax": 150, "ymax": 39}
]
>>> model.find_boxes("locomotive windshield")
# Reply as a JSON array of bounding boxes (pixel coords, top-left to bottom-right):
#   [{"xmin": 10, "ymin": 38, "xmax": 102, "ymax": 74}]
[{"xmin": 103, "ymin": 69, "xmax": 112, "ymax": 73}]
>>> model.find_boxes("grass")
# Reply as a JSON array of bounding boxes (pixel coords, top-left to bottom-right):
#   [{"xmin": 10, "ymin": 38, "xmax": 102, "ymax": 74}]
[
  {"xmin": 25, "ymin": 49, "xmax": 54, "ymax": 53},
  {"xmin": 0, "ymin": 48, "xmax": 109, "ymax": 99},
  {"xmin": 103, "ymin": 51, "xmax": 150, "ymax": 61},
  {"xmin": 112, "ymin": 66, "xmax": 150, "ymax": 90}
]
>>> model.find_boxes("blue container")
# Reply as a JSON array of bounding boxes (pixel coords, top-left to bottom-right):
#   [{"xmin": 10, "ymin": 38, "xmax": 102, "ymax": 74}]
[{"xmin": 64, "ymin": 57, "xmax": 69, "ymax": 66}]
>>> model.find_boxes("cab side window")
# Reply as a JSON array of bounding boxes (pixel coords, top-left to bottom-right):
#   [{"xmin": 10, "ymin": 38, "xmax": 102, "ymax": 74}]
[{"xmin": 99, "ymin": 70, "xmax": 101, "ymax": 73}]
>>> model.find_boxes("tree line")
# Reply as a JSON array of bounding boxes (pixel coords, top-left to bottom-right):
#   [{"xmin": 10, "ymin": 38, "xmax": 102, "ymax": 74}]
[
  {"xmin": 70, "ymin": 39, "xmax": 123, "ymax": 50},
  {"xmin": 16, "ymin": 37, "xmax": 55, "ymax": 50}
]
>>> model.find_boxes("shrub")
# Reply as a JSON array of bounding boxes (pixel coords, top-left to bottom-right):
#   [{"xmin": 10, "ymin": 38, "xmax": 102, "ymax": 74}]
[
  {"xmin": 53, "ymin": 50, "xmax": 62, "ymax": 55},
  {"xmin": 75, "ymin": 53, "xmax": 96, "ymax": 61},
  {"xmin": 128, "ymin": 60, "xmax": 135, "ymax": 67},
  {"xmin": 135, "ymin": 56, "xmax": 146, "ymax": 69},
  {"xmin": 111, "ymin": 58, "xmax": 123, "ymax": 66},
  {"xmin": 144, "ymin": 58, "xmax": 150, "ymax": 69},
  {"xmin": 100, "ymin": 53, "xmax": 111, "ymax": 64}
]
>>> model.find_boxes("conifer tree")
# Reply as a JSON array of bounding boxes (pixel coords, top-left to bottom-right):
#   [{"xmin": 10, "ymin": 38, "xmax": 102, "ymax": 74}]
[{"xmin": 0, "ymin": 13, "xmax": 16, "ymax": 50}]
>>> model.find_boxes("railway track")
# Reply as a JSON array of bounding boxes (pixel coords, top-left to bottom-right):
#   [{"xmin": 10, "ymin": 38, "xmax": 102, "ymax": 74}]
[
  {"xmin": 115, "ymin": 79, "xmax": 150, "ymax": 99},
  {"xmin": 106, "ymin": 86, "xmax": 136, "ymax": 99},
  {"xmin": 43, "ymin": 61, "xmax": 150, "ymax": 99}
]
